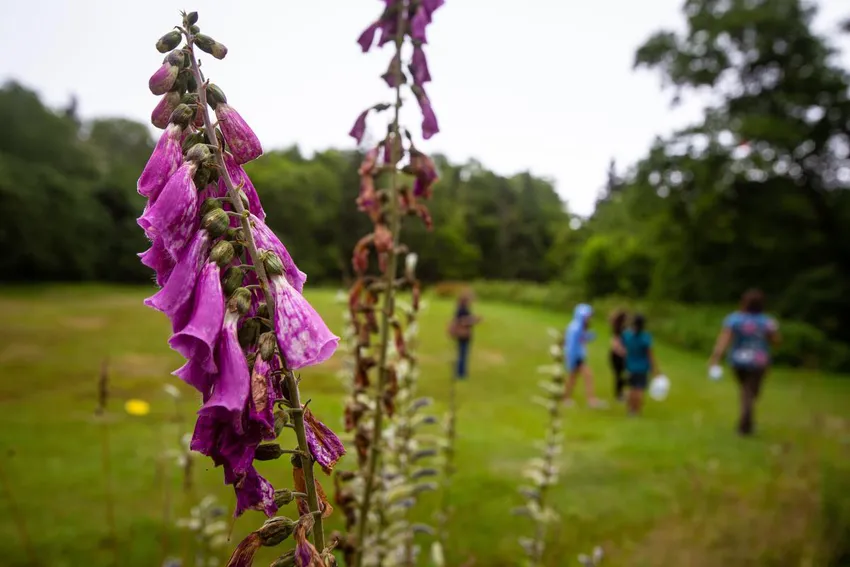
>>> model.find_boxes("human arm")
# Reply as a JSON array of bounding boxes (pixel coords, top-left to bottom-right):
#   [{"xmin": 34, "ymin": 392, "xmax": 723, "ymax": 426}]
[
  {"xmin": 709, "ymin": 327, "xmax": 733, "ymax": 366},
  {"xmin": 611, "ymin": 335, "xmax": 625, "ymax": 357},
  {"xmin": 766, "ymin": 318, "xmax": 781, "ymax": 346},
  {"xmin": 648, "ymin": 347, "xmax": 660, "ymax": 376}
]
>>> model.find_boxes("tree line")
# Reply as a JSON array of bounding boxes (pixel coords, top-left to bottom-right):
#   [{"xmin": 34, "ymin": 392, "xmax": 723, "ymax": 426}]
[{"xmin": 1, "ymin": 0, "xmax": 849, "ymax": 346}]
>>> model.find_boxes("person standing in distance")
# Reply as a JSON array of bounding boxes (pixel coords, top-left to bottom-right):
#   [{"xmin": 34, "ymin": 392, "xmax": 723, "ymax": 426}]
[
  {"xmin": 621, "ymin": 313, "xmax": 660, "ymax": 416},
  {"xmin": 563, "ymin": 303, "xmax": 606, "ymax": 408},
  {"xmin": 709, "ymin": 289, "xmax": 780, "ymax": 436},
  {"xmin": 448, "ymin": 289, "xmax": 481, "ymax": 379},
  {"xmin": 609, "ymin": 310, "xmax": 628, "ymax": 402}
]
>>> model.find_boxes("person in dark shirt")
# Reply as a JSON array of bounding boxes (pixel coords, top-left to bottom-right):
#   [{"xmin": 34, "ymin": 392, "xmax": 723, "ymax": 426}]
[
  {"xmin": 609, "ymin": 310, "xmax": 628, "ymax": 402},
  {"xmin": 448, "ymin": 289, "xmax": 481, "ymax": 379}
]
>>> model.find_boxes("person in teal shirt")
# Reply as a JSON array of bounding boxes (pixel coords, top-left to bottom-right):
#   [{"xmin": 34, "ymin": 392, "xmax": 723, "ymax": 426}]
[{"xmin": 619, "ymin": 313, "xmax": 659, "ymax": 416}]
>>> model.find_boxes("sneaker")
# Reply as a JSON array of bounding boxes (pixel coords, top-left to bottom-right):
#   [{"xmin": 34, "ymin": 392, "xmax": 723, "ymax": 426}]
[
  {"xmin": 563, "ymin": 398, "xmax": 576, "ymax": 408},
  {"xmin": 588, "ymin": 398, "xmax": 609, "ymax": 409}
]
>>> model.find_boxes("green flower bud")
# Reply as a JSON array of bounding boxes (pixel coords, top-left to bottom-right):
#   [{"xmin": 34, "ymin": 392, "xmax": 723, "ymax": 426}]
[
  {"xmin": 182, "ymin": 131, "xmax": 206, "ymax": 154},
  {"xmin": 190, "ymin": 24, "xmax": 201, "ymax": 35},
  {"xmin": 260, "ymin": 250, "xmax": 284, "ymax": 276},
  {"xmin": 237, "ymin": 189, "xmax": 250, "ymax": 210},
  {"xmin": 259, "ymin": 332, "xmax": 277, "ymax": 361},
  {"xmin": 210, "ymin": 240, "xmax": 235, "ymax": 267},
  {"xmin": 270, "ymin": 551, "xmax": 296, "ymax": 567},
  {"xmin": 186, "ymin": 11, "xmax": 199, "ymax": 25},
  {"xmin": 258, "ymin": 516, "xmax": 297, "ymax": 547},
  {"xmin": 193, "ymin": 166, "xmax": 213, "ymax": 191},
  {"xmin": 256, "ymin": 302, "xmax": 269, "ymax": 319},
  {"xmin": 195, "ymin": 34, "xmax": 228, "ymax": 60},
  {"xmin": 222, "ymin": 266, "xmax": 245, "ymax": 296},
  {"xmin": 199, "ymin": 197, "xmax": 222, "ymax": 218},
  {"xmin": 206, "ymin": 83, "xmax": 228, "ymax": 109},
  {"xmin": 165, "ymin": 49, "xmax": 186, "ymax": 68},
  {"xmin": 255, "ymin": 443, "xmax": 284, "ymax": 461},
  {"xmin": 170, "ymin": 68, "xmax": 191, "ymax": 94},
  {"xmin": 180, "ymin": 92, "xmax": 199, "ymax": 107},
  {"xmin": 227, "ymin": 287, "xmax": 252, "ymax": 315},
  {"xmin": 202, "ymin": 208, "xmax": 229, "ymax": 238},
  {"xmin": 168, "ymin": 103, "xmax": 194, "ymax": 128},
  {"xmin": 187, "ymin": 73, "xmax": 198, "ymax": 94},
  {"xmin": 185, "ymin": 142, "xmax": 212, "ymax": 163},
  {"xmin": 156, "ymin": 30, "xmax": 182, "ymax": 53},
  {"xmin": 273, "ymin": 488, "xmax": 294, "ymax": 507},
  {"xmin": 238, "ymin": 318, "xmax": 261, "ymax": 348},
  {"xmin": 273, "ymin": 410, "xmax": 289, "ymax": 437}
]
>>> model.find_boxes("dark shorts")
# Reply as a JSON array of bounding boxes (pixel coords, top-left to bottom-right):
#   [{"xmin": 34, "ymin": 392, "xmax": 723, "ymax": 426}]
[{"xmin": 629, "ymin": 372, "xmax": 648, "ymax": 390}]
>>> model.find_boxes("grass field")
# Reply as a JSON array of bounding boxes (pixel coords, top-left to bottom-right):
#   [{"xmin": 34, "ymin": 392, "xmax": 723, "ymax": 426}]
[{"xmin": 1, "ymin": 285, "xmax": 849, "ymax": 567}]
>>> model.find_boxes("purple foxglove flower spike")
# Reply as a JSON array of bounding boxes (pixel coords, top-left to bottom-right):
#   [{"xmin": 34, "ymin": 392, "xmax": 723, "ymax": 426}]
[
  {"xmin": 138, "ymin": 123, "xmax": 184, "ymax": 201},
  {"xmin": 348, "ymin": 109, "xmax": 370, "ymax": 145},
  {"xmin": 137, "ymin": 162, "xmax": 201, "ymax": 259},
  {"xmin": 174, "ymin": 358, "xmax": 215, "ymax": 395},
  {"xmin": 151, "ymin": 91, "xmax": 182, "ymax": 129},
  {"xmin": 222, "ymin": 152, "xmax": 265, "ymax": 220},
  {"xmin": 169, "ymin": 262, "xmax": 226, "ymax": 373},
  {"xmin": 413, "ymin": 86, "xmax": 440, "ymax": 140},
  {"xmin": 411, "ymin": 45, "xmax": 431, "ymax": 86},
  {"xmin": 357, "ymin": 21, "xmax": 380, "ymax": 52},
  {"xmin": 250, "ymin": 215, "xmax": 307, "ymax": 293},
  {"xmin": 215, "ymin": 103, "xmax": 263, "ymax": 165},
  {"xmin": 234, "ymin": 466, "xmax": 278, "ymax": 517},
  {"xmin": 198, "ymin": 310, "xmax": 251, "ymax": 432},
  {"xmin": 303, "ymin": 408, "xmax": 346, "ymax": 475},
  {"xmin": 138, "ymin": 237, "xmax": 175, "ymax": 286},
  {"xmin": 144, "ymin": 229, "xmax": 210, "ymax": 330},
  {"xmin": 269, "ymin": 274, "xmax": 339, "ymax": 370}
]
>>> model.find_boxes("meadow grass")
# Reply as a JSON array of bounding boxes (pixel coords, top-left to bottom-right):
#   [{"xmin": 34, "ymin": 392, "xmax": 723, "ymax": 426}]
[{"xmin": 0, "ymin": 285, "xmax": 848, "ymax": 567}]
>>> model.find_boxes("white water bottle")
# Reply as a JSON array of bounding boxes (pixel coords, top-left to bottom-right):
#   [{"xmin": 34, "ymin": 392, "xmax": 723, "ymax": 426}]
[
  {"xmin": 649, "ymin": 375, "xmax": 670, "ymax": 401},
  {"xmin": 709, "ymin": 365, "xmax": 723, "ymax": 381}
]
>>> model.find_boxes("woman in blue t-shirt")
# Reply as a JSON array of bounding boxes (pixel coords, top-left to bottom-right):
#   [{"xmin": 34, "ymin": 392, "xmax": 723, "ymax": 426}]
[
  {"xmin": 709, "ymin": 289, "xmax": 780, "ymax": 436},
  {"xmin": 620, "ymin": 313, "xmax": 659, "ymax": 416}
]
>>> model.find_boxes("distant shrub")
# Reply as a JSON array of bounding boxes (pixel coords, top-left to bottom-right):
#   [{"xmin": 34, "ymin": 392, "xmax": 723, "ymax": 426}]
[{"xmin": 460, "ymin": 281, "xmax": 850, "ymax": 373}]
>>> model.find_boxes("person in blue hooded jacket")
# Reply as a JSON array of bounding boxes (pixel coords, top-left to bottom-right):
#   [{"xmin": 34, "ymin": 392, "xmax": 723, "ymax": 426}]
[{"xmin": 562, "ymin": 303, "xmax": 606, "ymax": 408}]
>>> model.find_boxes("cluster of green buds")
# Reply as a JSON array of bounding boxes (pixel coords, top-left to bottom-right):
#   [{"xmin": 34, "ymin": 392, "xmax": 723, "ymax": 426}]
[{"xmin": 513, "ymin": 328, "xmax": 569, "ymax": 567}]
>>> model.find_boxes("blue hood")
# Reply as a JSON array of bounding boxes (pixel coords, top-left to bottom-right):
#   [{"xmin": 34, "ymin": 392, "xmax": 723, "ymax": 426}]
[{"xmin": 573, "ymin": 303, "xmax": 592, "ymax": 323}]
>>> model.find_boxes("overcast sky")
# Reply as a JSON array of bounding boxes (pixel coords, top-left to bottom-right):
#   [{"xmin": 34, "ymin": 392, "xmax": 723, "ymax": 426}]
[{"xmin": 1, "ymin": 0, "xmax": 848, "ymax": 215}]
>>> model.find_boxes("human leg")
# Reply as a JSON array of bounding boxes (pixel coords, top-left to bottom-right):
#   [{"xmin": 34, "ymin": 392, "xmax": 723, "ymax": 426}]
[
  {"xmin": 455, "ymin": 339, "xmax": 469, "ymax": 379},
  {"xmin": 563, "ymin": 359, "xmax": 582, "ymax": 402},
  {"xmin": 627, "ymin": 372, "xmax": 648, "ymax": 415},
  {"xmin": 611, "ymin": 353, "xmax": 625, "ymax": 401}
]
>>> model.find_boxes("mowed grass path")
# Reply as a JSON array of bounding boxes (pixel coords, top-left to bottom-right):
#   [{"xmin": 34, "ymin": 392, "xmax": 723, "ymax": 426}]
[{"xmin": 0, "ymin": 286, "xmax": 849, "ymax": 567}]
